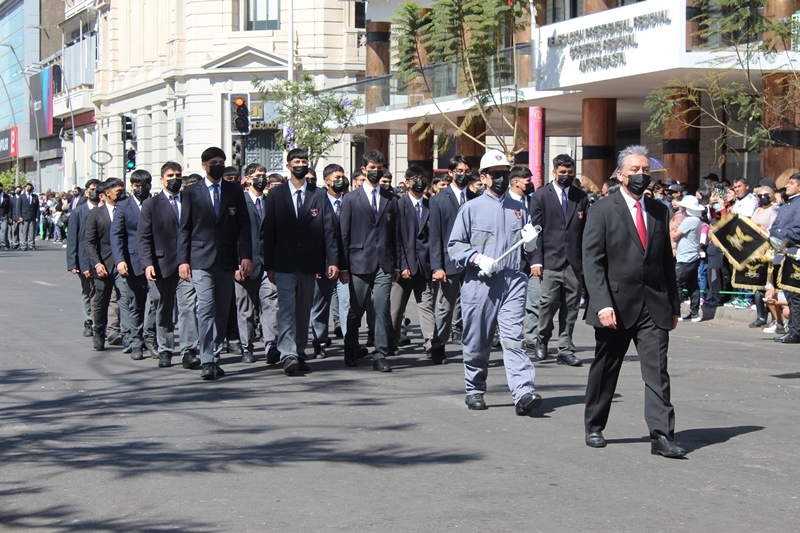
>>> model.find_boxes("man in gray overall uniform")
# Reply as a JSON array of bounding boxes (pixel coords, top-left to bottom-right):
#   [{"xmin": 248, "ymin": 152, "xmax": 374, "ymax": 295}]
[{"xmin": 448, "ymin": 149, "xmax": 542, "ymax": 414}]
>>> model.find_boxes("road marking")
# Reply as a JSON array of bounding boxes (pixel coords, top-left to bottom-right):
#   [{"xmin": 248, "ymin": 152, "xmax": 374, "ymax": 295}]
[{"xmin": 32, "ymin": 281, "xmax": 57, "ymax": 287}]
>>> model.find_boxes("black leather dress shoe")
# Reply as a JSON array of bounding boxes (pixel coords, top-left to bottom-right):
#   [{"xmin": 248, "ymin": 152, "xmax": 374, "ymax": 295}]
[
  {"xmin": 313, "ymin": 344, "xmax": 327, "ymax": 359},
  {"xmin": 465, "ymin": 394, "xmax": 487, "ymax": 410},
  {"xmin": 228, "ymin": 341, "xmax": 241, "ymax": 354},
  {"xmin": 158, "ymin": 352, "xmax": 172, "ymax": 368},
  {"xmin": 585, "ymin": 431, "xmax": 606, "ymax": 448},
  {"xmin": 214, "ymin": 364, "xmax": 225, "ymax": 377},
  {"xmin": 266, "ymin": 346, "xmax": 280, "ymax": 365},
  {"xmin": 182, "ymin": 351, "xmax": 201, "ymax": 369},
  {"xmin": 144, "ymin": 340, "xmax": 159, "ymax": 358},
  {"xmin": 82, "ymin": 320, "xmax": 93, "ymax": 337},
  {"xmin": 748, "ymin": 318, "xmax": 768, "ymax": 328},
  {"xmin": 774, "ymin": 333, "xmax": 791, "ymax": 342},
  {"xmin": 122, "ymin": 343, "xmax": 132, "ymax": 354},
  {"xmin": 107, "ymin": 333, "xmax": 123, "ymax": 346},
  {"xmin": 283, "ymin": 356, "xmax": 300, "ymax": 376},
  {"xmin": 780, "ymin": 333, "xmax": 800, "ymax": 344},
  {"xmin": 429, "ymin": 347, "xmax": 448, "ymax": 365},
  {"xmin": 297, "ymin": 358, "xmax": 311, "ymax": 372},
  {"xmin": 651, "ymin": 435, "xmax": 687, "ymax": 458},
  {"xmin": 515, "ymin": 393, "xmax": 543, "ymax": 416},
  {"xmin": 200, "ymin": 363, "xmax": 216, "ymax": 380},
  {"xmin": 356, "ymin": 347, "xmax": 370, "ymax": 358},
  {"xmin": 333, "ymin": 326, "xmax": 343, "ymax": 339},
  {"xmin": 557, "ymin": 353, "xmax": 583, "ymax": 367},
  {"xmin": 92, "ymin": 335, "xmax": 105, "ymax": 352},
  {"xmin": 130, "ymin": 346, "xmax": 144, "ymax": 361},
  {"xmin": 535, "ymin": 344, "xmax": 548, "ymax": 361},
  {"xmin": 241, "ymin": 351, "xmax": 256, "ymax": 364},
  {"xmin": 398, "ymin": 336, "xmax": 411, "ymax": 347},
  {"xmin": 373, "ymin": 357, "xmax": 392, "ymax": 372}
]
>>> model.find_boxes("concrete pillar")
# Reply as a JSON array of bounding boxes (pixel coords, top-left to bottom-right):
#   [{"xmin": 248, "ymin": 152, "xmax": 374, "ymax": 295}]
[
  {"xmin": 365, "ymin": 21, "xmax": 391, "ymax": 162},
  {"xmin": 581, "ymin": 99, "xmax": 617, "ymax": 190},
  {"xmin": 456, "ymin": 116, "xmax": 485, "ymax": 169},
  {"xmin": 583, "ymin": 0, "xmax": 616, "ymax": 15},
  {"xmin": 662, "ymin": 91, "xmax": 700, "ymax": 192},
  {"xmin": 407, "ymin": 124, "xmax": 434, "ymax": 178}
]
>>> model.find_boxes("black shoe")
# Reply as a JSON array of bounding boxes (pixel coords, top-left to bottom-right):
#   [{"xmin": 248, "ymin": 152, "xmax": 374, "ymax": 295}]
[
  {"xmin": 144, "ymin": 339, "xmax": 159, "ymax": 358},
  {"xmin": 774, "ymin": 333, "xmax": 792, "ymax": 342},
  {"xmin": 515, "ymin": 393, "xmax": 543, "ymax": 416},
  {"xmin": 451, "ymin": 330, "xmax": 462, "ymax": 343},
  {"xmin": 535, "ymin": 343, "xmax": 548, "ymax": 361},
  {"xmin": 556, "ymin": 353, "xmax": 582, "ymax": 367},
  {"xmin": 465, "ymin": 394, "xmax": 487, "ymax": 410},
  {"xmin": 228, "ymin": 341, "xmax": 241, "ymax": 354},
  {"xmin": 525, "ymin": 341, "xmax": 538, "ymax": 350},
  {"xmin": 200, "ymin": 363, "xmax": 217, "ymax": 380},
  {"xmin": 333, "ymin": 326, "xmax": 343, "ymax": 339},
  {"xmin": 130, "ymin": 346, "xmax": 144, "ymax": 361},
  {"xmin": 92, "ymin": 335, "xmax": 105, "ymax": 351},
  {"xmin": 372, "ymin": 357, "xmax": 392, "ymax": 372},
  {"xmin": 429, "ymin": 347, "xmax": 448, "ymax": 365},
  {"xmin": 748, "ymin": 318, "xmax": 768, "ymax": 328},
  {"xmin": 366, "ymin": 337, "xmax": 375, "ymax": 348},
  {"xmin": 82, "ymin": 320, "xmax": 93, "ymax": 337},
  {"xmin": 158, "ymin": 352, "xmax": 172, "ymax": 368},
  {"xmin": 492, "ymin": 334, "xmax": 501, "ymax": 348},
  {"xmin": 344, "ymin": 347, "xmax": 359, "ymax": 367},
  {"xmin": 266, "ymin": 347, "xmax": 280, "ymax": 365},
  {"xmin": 297, "ymin": 358, "xmax": 311, "ymax": 372},
  {"xmin": 122, "ymin": 343, "xmax": 132, "ymax": 354},
  {"xmin": 283, "ymin": 356, "xmax": 300, "ymax": 376},
  {"xmin": 214, "ymin": 364, "xmax": 225, "ymax": 377},
  {"xmin": 182, "ymin": 350, "xmax": 201, "ymax": 369},
  {"xmin": 356, "ymin": 347, "xmax": 370, "ymax": 358},
  {"xmin": 398, "ymin": 336, "xmax": 411, "ymax": 347},
  {"xmin": 779, "ymin": 333, "xmax": 800, "ymax": 344},
  {"xmin": 585, "ymin": 431, "xmax": 606, "ymax": 448},
  {"xmin": 241, "ymin": 351, "xmax": 256, "ymax": 364},
  {"xmin": 650, "ymin": 435, "xmax": 687, "ymax": 458},
  {"xmin": 107, "ymin": 333, "xmax": 123, "ymax": 346},
  {"xmin": 313, "ymin": 344, "xmax": 327, "ymax": 359}
]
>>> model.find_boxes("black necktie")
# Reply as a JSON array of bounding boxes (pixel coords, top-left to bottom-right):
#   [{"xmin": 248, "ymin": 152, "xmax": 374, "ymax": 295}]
[
  {"xmin": 334, "ymin": 199, "xmax": 341, "ymax": 218},
  {"xmin": 415, "ymin": 201, "xmax": 421, "ymax": 226},
  {"xmin": 211, "ymin": 184, "xmax": 220, "ymax": 217},
  {"xmin": 561, "ymin": 189, "xmax": 568, "ymax": 220},
  {"xmin": 460, "ymin": 190, "xmax": 465, "ymax": 205},
  {"xmin": 371, "ymin": 189, "xmax": 378, "ymax": 221},
  {"xmin": 255, "ymin": 197, "xmax": 263, "ymax": 220},
  {"xmin": 169, "ymin": 195, "xmax": 179, "ymax": 222},
  {"xmin": 296, "ymin": 190, "xmax": 303, "ymax": 216}
]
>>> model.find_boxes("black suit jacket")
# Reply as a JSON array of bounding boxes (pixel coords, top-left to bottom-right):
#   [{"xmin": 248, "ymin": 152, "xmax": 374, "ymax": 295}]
[
  {"xmin": 243, "ymin": 192, "xmax": 267, "ymax": 279},
  {"xmin": 263, "ymin": 183, "xmax": 338, "ymax": 275},
  {"xmin": 177, "ymin": 179, "xmax": 252, "ymax": 271},
  {"xmin": 397, "ymin": 193, "xmax": 431, "ymax": 279},
  {"xmin": 339, "ymin": 185, "xmax": 398, "ymax": 276},
  {"xmin": 530, "ymin": 183, "xmax": 589, "ymax": 271},
  {"xmin": 111, "ymin": 197, "xmax": 146, "ymax": 276},
  {"xmin": 139, "ymin": 192, "xmax": 181, "ymax": 279},
  {"xmin": 582, "ymin": 191, "xmax": 680, "ymax": 330},
  {"xmin": 16, "ymin": 192, "xmax": 39, "ymax": 221},
  {"xmin": 429, "ymin": 186, "xmax": 468, "ymax": 276},
  {"xmin": 0, "ymin": 193, "xmax": 10, "ymax": 219},
  {"xmin": 66, "ymin": 202, "xmax": 92, "ymax": 271},
  {"xmin": 85, "ymin": 204, "xmax": 116, "ymax": 277}
]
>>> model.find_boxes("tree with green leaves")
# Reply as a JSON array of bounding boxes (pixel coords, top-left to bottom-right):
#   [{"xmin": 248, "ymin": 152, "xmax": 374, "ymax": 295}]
[
  {"xmin": 254, "ymin": 74, "xmax": 363, "ymax": 168},
  {"xmin": 0, "ymin": 167, "xmax": 26, "ymax": 191},
  {"xmin": 393, "ymin": 0, "xmax": 533, "ymax": 160},
  {"xmin": 645, "ymin": 0, "xmax": 799, "ymax": 160}
]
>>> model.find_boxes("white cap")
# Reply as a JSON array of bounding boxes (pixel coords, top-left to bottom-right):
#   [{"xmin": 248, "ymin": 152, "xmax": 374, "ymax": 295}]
[
  {"xmin": 479, "ymin": 149, "xmax": 510, "ymax": 171},
  {"xmin": 677, "ymin": 195, "xmax": 704, "ymax": 216}
]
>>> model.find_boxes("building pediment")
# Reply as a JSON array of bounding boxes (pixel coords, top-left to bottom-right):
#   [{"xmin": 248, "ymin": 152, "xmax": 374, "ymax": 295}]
[{"xmin": 203, "ymin": 46, "xmax": 288, "ymax": 71}]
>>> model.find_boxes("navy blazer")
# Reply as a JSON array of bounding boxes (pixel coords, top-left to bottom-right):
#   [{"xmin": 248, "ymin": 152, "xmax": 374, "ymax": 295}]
[
  {"xmin": 263, "ymin": 183, "xmax": 338, "ymax": 275},
  {"xmin": 139, "ymin": 192, "xmax": 181, "ymax": 279},
  {"xmin": 111, "ymin": 196, "xmax": 146, "ymax": 276},
  {"xmin": 16, "ymin": 192, "xmax": 39, "ymax": 221},
  {"xmin": 177, "ymin": 179, "xmax": 252, "ymax": 271},
  {"xmin": 85, "ymin": 204, "xmax": 116, "ymax": 276},
  {"xmin": 397, "ymin": 193, "xmax": 431, "ymax": 279},
  {"xmin": 66, "ymin": 202, "xmax": 92, "ymax": 271},
  {"xmin": 529, "ymin": 183, "xmax": 589, "ymax": 271},
  {"xmin": 243, "ymin": 192, "xmax": 267, "ymax": 279},
  {"xmin": 0, "ymin": 192, "xmax": 10, "ymax": 219},
  {"xmin": 429, "ymin": 186, "xmax": 468, "ymax": 275},
  {"xmin": 339, "ymin": 185, "xmax": 398, "ymax": 276}
]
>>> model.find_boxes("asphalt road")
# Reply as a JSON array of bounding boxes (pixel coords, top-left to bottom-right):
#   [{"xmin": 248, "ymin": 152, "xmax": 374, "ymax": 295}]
[{"xmin": 1, "ymin": 243, "xmax": 798, "ymax": 532}]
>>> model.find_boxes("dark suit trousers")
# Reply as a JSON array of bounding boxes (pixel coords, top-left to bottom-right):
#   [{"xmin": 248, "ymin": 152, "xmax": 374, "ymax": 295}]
[
  {"xmin": 122, "ymin": 274, "xmax": 149, "ymax": 348},
  {"xmin": 537, "ymin": 266, "xmax": 580, "ymax": 354},
  {"xmin": 346, "ymin": 269, "xmax": 392, "ymax": 360},
  {"xmin": 93, "ymin": 271, "xmax": 124, "ymax": 338},
  {"xmin": 787, "ymin": 291, "xmax": 800, "ymax": 336},
  {"xmin": 434, "ymin": 271, "xmax": 464, "ymax": 346},
  {"xmin": 390, "ymin": 274, "xmax": 437, "ymax": 352},
  {"xmin": 584, "ymin": 304, "xmax": 676, "ymax": 440}
]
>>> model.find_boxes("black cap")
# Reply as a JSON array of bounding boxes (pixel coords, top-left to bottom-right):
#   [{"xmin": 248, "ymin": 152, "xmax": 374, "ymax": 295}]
[
  {"xmin": 759, "ymin": 177, "xmax": 777, "ymax": 190},
  {"xmin": 703, "ymin": 173, "xmax": 720, "ymax": 182}
]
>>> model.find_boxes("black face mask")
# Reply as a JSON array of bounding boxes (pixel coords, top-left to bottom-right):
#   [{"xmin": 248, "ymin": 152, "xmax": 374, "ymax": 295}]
[
  {"xmin": 208, "ymin": 164, "xmax": 226, "ymax": 181},
  {"xmin": 116, "ymin": 191, "xmax": 129, "ymax": 202},
  {"xmin": 251, "ymin": 177, "xmax": 267, "ymax": 192},
  {"xmin": 165, "ymin": 178, "xmax": 182, "ymax": 194},
  {"xmin": 625, "ymin": 174, "xmax": 651, "ymax": 196},
  {"xmin": 523, "ymin": 182, "xmax": 534, "ymax": 195},
  {"xmin": 556, "ymin": 174, "xmax": 575, "ymax": 188},
  {"xmin": 454, "ymin": 172, "xmax": 471, "ymax": 188},
  {"xmin": 486, "ymin": 171, "xmax": 510, "ymax": 196},
  {"xmin": 88, "ymin": 190, "xmax": 99, "ymax": 202},
  {"xmin": 380, "ymin": 183, "xmax": 392, "ymax": 192},
  {"xmin": 291, "ymin": 166, "xmax": 310, "ymax": 179},
  {"xmin": 758, "ymin": 195, "xmax": 772, "ymax": 207},
  {"xmin": 132, "ymin": 187, "xmax": 150, "ymax": 201},
  {"xmin": 366, "ymin": 169, "xmax": 383, "ymax": 184},
  {"xmin": 331, "ymin": 179, "xmax": 348, "ymax": 194},
  {"xmin": 474, "ymin": 185, "xmax": 485, "ymax": 196},
  {"xmin": 411, "ymin": 178, "xmax": 427, "ymax": 194},
  {"xmin": 306, "ymin": 177, "xmax": 317, "ymax": 191}
]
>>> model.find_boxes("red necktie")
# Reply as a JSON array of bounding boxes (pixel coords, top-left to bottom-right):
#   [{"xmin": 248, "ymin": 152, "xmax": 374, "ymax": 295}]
[{"xmin": 634, "ymin": 201, "xmax": 647, "ymax": 248}]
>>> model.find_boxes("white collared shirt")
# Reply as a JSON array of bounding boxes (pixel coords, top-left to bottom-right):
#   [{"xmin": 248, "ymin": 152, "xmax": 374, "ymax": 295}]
[
  {"xmin": 287, "ymin": 180, "xmax": 307, "ymax": 217},
  {"xmin": 508, "ymin": 190, "xmax": 523, "ymax": 203},
  {"xmin": 362, "ymin": 181, "xmax": 380, "ymax": 211},
  {"xmin": 105, "ymin": 202, "xmax": 116, "ymax": 222},
  {"xmin": 620, "ymin": 187, "xmax": 647, "ymax": 231},
  {"xmin": 205, "ymin": 177, "xmax": 220, "ymax": 208},
  {"xmin": 165, "ymin": 191, "xmax": 181, "ymax": 219},
  {"xmin": 327, "ymin": 191, "xmax": 342, "ymax": 211},
  {"xmin": 450, "ymin": 182, "xmax": 467, "ymax": 205}
]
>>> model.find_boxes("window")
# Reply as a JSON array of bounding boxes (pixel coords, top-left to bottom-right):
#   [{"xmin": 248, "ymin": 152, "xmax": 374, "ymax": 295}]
[
  {"xmin": 355, "ymin": 1, "xmax": 366, "ymax": 29},
  {"xmin": 545, "ymin": 0, "xmax": 582, "ymax": 25},
  {"xmin": 247, "ymin": 0, "xmax": 280, "ymax": 31}
]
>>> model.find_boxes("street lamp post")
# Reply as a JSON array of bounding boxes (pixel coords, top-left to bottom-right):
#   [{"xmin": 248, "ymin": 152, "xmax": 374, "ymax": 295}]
[
  {"xmin": 0, "ymin": 69, "xmax": 20, "ymax": 186},
  {"xmin": 0, "ymin": 41, "xmax": 42, "ymax": 192}
]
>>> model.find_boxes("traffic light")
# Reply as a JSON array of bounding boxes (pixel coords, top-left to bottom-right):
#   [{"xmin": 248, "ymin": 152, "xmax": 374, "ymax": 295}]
[
  {"xmin": 125, "ymin": 149, "xmax": 136, "ymax": 172},
  {"xmin": 231, "ymin": 93, "xmax": 250, "ymax": 135},
  {"xmin": 232, "ymin": 140, "xmax": 243, "ymax": 167},
  {"xmin": 122, "ymin": 116, "xmax": 135, "ymax": 142}
]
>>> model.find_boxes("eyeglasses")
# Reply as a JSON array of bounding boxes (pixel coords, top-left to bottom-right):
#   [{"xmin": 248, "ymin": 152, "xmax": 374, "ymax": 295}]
[{"xmin": 757, "ymin": 193, "xmax": 772, "ymax": 199}]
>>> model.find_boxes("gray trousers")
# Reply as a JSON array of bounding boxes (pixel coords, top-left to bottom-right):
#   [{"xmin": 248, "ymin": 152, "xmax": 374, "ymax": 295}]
[
  {"xmin": 275, "ymin": 270, "xmax": 316, "ymax": 361},
  {"xmin": 345, "ymin": 269, "xmax": 392, "ymax": 360},
  {"xmin": 310, "ymin": 276, "xmax": 336, "ymax": 348},
  {"xmin": 461, "ymin": 270, "xmax": 535, "ymax": 403},
  {"xmin": 0, "ymin": 218, "xmax": 8, "ymax": 248},
  {"xmin": 122, "ymin": 274, "xmax": 149, "ymax": 349},
  {"xmin": 234, "ymin": 271, "xmax": 278, "ymax": 353},
  {"xmin": 92, "ymin": 270, "xmax": 125, "ymax": 338},
  {"xmin": 434, "ymin": 271, "xmax": 464, "ymax": 346},
  {"xmin": 10, "ymin": 219, "xmax": 19, "ymax": 246},
  {"xmin": 176, "ymin": 278, "xmax": 198, "ymax": 354},
  {"xmin": 335, "ymin": 279, "xmax": 351, "ymax": 335},
  {"xmin": 390, "ymin": 275, "xmax": 437, "ymax": 352},
  {"xmin": 537, "ymin": 266, "xmax": 580, "ymax": 355},
  {"xmin": 523, "ymin": 273, "xmax": 541, "ymax": 346},
  {"xmin": 79, "ymin": 273, "xmax": 95, "ymax": 322},
  {"xmin": 193, "ymin": 265, "xmax": 235, "ymax": 365},
  {"xmin": 149, "ymin": 274, "xmax": 196, "ymax": 355},
  {"xmin": 19, "ymin": 220, "xmax": 36, "ymax": 250}
]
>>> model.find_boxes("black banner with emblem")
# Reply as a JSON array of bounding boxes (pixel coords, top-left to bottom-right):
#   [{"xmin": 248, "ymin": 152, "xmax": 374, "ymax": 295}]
[
  {"xmin": 731, "ymin": 261, "xmax": 772, "ymax": 290},
  {"xmin": 777, "ymin": 253, "xmax": 800, "ymax": 294},
  {"xmin": 709, "ymin": 214, "xmax": 772, "ymax": 270}
]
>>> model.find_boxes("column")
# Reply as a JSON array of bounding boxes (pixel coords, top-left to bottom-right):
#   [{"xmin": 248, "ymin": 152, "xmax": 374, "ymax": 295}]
[
  {"xmin": 456, "ymin": 116, "xmax": 485, "ymax": 170},
  {"xmin": 514, "ymin": 108, "xmax": 530, "ymax": 167},
  {"xmin": 583, "ymin": 0, "xmax": 617, "ymax": 15},
  {"xmin": 662, "ymin": 91, "xmax": 700, "ymax": 192},
  {"xmin": 407, "ymin": 124, "xmax": 434, "ymax": 178},
  {"xmin": 365, "ymin": 21, "xmax": 391, "ymax": 162},
  {"xmin": 581, "ymin": 98, "xmax": 616, "ymax": 190}
]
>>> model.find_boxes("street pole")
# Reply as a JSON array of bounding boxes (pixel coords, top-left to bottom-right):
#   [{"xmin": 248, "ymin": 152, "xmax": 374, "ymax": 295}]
[
  {"xmin": 0, "ymin": 70, "xmax": 20, "ymax": 186},
  {"xmin": 288, "ymin": 0, "xmax": 294, "ymax": 82}
]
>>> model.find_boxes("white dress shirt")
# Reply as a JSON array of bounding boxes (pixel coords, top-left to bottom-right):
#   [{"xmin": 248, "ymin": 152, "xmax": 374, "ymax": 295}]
[{"xmin": 287, "ymin": 180, "xmax": 307, "ymax": 217}]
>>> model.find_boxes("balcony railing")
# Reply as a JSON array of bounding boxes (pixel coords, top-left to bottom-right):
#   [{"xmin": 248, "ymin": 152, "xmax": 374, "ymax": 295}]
[{"xmin": 53, "ymin": 84, "xmax": 95, "ymax": 119}]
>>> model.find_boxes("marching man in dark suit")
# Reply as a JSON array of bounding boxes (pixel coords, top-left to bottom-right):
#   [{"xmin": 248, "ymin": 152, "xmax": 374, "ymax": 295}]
[
  {"xmin": 16, "ymin": 182, "xmax": 39, "ymax": 251},
  {"xmin": 264, "ymin": 149, "xmax": 339, "ymax": 375},
  {"xmin": 0, "ymin": 183, "xmax": 10, "ymax": 250},
  {"xmin": 529, "ymin": 154, "xmax": 588, "ymax": 366},
  {"xmin": 582, "ymin": 145, "xmax": 686, "ymax": 458},
  {"xmin": 178, "ymin": 147, "xmax": 252, "ymax": 380},
  {"xmin": 66, "ymin": 179, "xmax": 100, "ymax": 338}
]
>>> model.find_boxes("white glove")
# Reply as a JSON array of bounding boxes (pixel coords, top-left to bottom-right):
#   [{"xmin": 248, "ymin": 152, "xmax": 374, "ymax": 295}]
[
  {"xmin": 520, "ymin": 223, "xmax": 541, "ymax": 252},
  {"xmin": 475, "ymin": 253, "xmax": 499, "ymax": 278}
]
